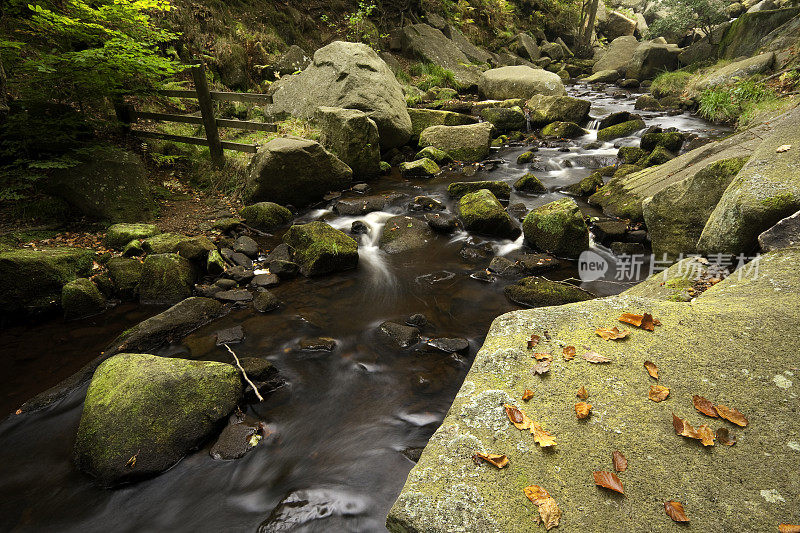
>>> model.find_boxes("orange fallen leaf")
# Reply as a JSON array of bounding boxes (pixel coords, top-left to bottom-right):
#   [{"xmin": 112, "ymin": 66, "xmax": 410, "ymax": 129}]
[
  {"xmin": 593, "ymin": 471, "xmax": 624, "ymax": 494},
  {"xmin": 612, "ymin": 450, "xmax": 627, "ymax": 472},
  {"xmin": 619, "ymin": 312, "xmax": 658, "ymax": 331},
  {"xmin": 505, "ymin": 404, "xmax": 556, "ymax": 447},
  {"xmin": 643, "ymin": 360, "xmax": 658, "ymax": 380},
  {"xmin": 563, "ymin": 346, "xmax": 576, "ymax": 360},
  {"xmin": 649, "ymin": 385, "xmax": 670, "ymax": 402},
  {"xmin": 779, "ymin": 526, "xmax": 800, "ymax": 533},
  {"xmin": 595, "ymin": 326, "xmax": 630, "ymax": 340},
  {"xmin": 532, "ymin": 352, "xmax": 552, "ymax": 361},
  {"xmin": 664, "ymin": 500, "xmax": 690, "ymax": 522},
  {"xmin": 672, "ymin": 414, "xmax": 714, "ymax": 446},
  {"xmin": 692, "ymin": 395, "xmax": 718, "ymax": 417},
  {"xmin": 527, "ymin": 334, "xmax": 540, "ymax": 349},
  {"xmin": 577, "ymin": 386, "xmax": 588, "ymax": 399},
  {"xmin": 714, "ymin": 404, "xmax": 748, "ymax": 427},
  {"xmin": 472, "ymin": 452, "xmax": 509, "ymax": 468},
  {"xmin": 716, "ymin": 427, "xmax": 736, "ymax": 446},
  {"xmin": 524, "ymin": 486, "xmax": 561, "ymax": 530},
  {"xmin": 505, "ymin": 404, "xmax": 530, "ymax": 429},
  {"xmin": 695, "ymin": 424, "xmax": 716, "ymax": 446},
  {"xmin": 532, "ymin": 421, "xmax": 557, "ymax": 447},
  {"xmin": 522, "ymin": 389, "xmax": 534, "ymax": 401},
  {"xmin": 532, "ymin": 359, "xmax": 551, "ymax": 375},
  {"xmin": 524, "ymin": 485, "xmax": 551, "ymax": 504},
  {"xmin": 575, "ymin": 402, "xmax": 592, "ymax": 419},
  {"xmin": 582, "ymin": 350, "xmax": 612, "ymax": 363}
]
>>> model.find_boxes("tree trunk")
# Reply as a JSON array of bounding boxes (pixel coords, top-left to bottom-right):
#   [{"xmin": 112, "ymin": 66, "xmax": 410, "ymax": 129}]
[
  {"xmin": 0, "ymin": 58, "xmax": 8, "ymax": 122},
  {"xmin": 582, "ymin": 0, "xmax": 600, "ymax": 50}
]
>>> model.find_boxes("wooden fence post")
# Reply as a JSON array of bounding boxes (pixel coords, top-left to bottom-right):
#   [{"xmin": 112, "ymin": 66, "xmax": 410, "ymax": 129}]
[{"xmin": 191, "ymin": 61, "xmax": 225, "ymax": 168}]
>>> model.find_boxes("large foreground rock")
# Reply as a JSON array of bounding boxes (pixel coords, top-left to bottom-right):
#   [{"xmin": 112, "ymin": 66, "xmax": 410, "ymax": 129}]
[
  {"xmin": 0, "ymin": 247, "xmax": 94, "ymax": 316},
  {"xmin": 314, "ymin": 106, "xmax": 380, "ymax": 179},
  {"xmin": 418, "ymin": 123, "xmax": 493, "ymax": 162},
  {"xmin": 699, "ymin": 106, "xmax": 800, "ymax": 255},
  {"xmin": 244, "ymin": 137, "xmax": 352, "ymax": 206},
  {"xmin": 388, "ymin": 248, "xmax": 800, "ymax": 532},
  {"xmin": 270, "ymin": 41, "xmax": 412, "ymax": 149},
  {"xmin": 592, "ymin": 36, "xmax": 639, "ymax": 73},
  {"xmin": 400, "ymin": 23, "xmax": 481, "ymax": 88},
  {"xmin": 479, "ymin": 66, "xmax": 566, "ymax": 100},
  {"xmin": 283, "ymin": 221, "xmax": 358, "ymax": 276},
  {"xmin": 74, "ymin": 353, "xmax": 242, "ymax": 486}
]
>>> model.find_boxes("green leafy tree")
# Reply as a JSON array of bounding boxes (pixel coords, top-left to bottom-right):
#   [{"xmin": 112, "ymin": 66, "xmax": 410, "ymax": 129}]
[{"xmin": 647, "ymin": 0, "xmax": 728, "ymax": 42}]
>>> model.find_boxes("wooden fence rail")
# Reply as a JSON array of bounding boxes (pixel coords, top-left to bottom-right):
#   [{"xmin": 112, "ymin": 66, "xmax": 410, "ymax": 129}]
[{"xmin": 120, "ymin": 62, "xmax": 276, "ymax": 168}]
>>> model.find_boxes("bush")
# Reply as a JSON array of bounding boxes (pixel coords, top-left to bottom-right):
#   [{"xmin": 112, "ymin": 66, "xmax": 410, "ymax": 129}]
[{"xmin": 647, "ymin": 0, "xmax": 728, "ymax": 42}]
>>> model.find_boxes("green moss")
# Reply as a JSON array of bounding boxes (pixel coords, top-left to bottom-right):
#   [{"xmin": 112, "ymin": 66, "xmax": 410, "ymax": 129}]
[
  {"xmin": 760, "ymin": 192, "xmax": 796, "ymax": 211},
  {"xmin": 504, "ymin": 276, "xmax": 595, "ymax": 307},
  {"xmin": 458, "ymin": 189, "xmax": 517, "ymax": 238},
  {"xmin": 639, "ymin": 145, "xmax": 675, "ymax": 168},
  {"xmin": 62, "ymin": 278, "xmax": 106, "ymax": 320},
  {"xmin": 142, "ymin": 233, "xmax": 190, "ymax": 255},
  {"xmin": 640, "ymin": 132, "xmax": 685, "ymax": 153},
  {"xmin": 104, "ymin": 224, "xmax": 160, "ymax": 250},
  {"xmin": 596, "ymin": 119, "xmax": 646, "ymax": 141},
  {"xmin": 513, "ymin": 173, "xmax": 546, "ymax": 193},
  {"xmin": 415, "ymin": 146, "xmax": 453, "ymax": 165},
  {"xmin": 282, "ymin": 221, "xmax": 358, "ymax": 276},
  {"xmin": 516, "ymin": 151, "xmax": 535, "ymax": 164},
  {"xmin": 239, "ymin": 202, "xmax": 293, "ymax": 231},
  {"xmin": 399, "ymin": 158, "xmax": 441, "ymax": 177},
  {"xmin": 618, "ymin": 146, "xmax": 647, "ymax": 165},
  {"xmin": 522, "ymin": 198, "xmax": 589, "ymax": 259},
  {"xmin": 651, "ymin": 70, "xmax": 693, "ymax": 98},
  {"xmin": 138, "ymin": 253, "xmax": 196, "ymax": 305},
  {"xmin": 565, "ymin": 172, "xmax": 604, "ymax": 196},
  {"xmin": 541, "ymin": 121, "xmax": 585, "ymax": 138},
  {"xmin": 448, "ymin": 181, "xmax": 511, "ymax": 199},
  {"xmin": 106, "ymin": 257, "xmax": 143, "ymax": 300}
]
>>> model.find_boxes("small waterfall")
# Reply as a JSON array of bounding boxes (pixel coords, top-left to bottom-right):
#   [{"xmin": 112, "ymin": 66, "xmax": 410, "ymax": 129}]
[
  {"xmin": 326, "ymin": 210, "xmax": 397, "ymax": 291},
  {"xmin": 494, "ymin": 233, "xmax": 525, "ymax": 256}
]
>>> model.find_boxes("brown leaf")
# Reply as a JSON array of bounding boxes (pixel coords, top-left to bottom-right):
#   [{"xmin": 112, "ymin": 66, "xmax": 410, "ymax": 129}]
[
  {"xmin": 692, "ymin": 395, "xmax": 718, "ymax": 417},
  {"xmin": 575, "ymin": 402, "xmax": 592, "ymax": 419},
  {"xmin": 619, "ymin": 312, "xmax": 658, "ymax": 331},
  {"xmin": 505, "ymin": 404, "xmax": 526, "ymax": 425},
  {"xmin": 563, "ymin": 346, "xmax": 576, "ymax": 360},
  {"xmin": 524, "ymin": 486, "xmax": 561, "ymax": 530},
  {"xmin": 582, "ymin": 350, "xmax": 612, "ymax": 363},
  {"xmin": 643, "ymin": 360, "xmax": 659, "ymax": 380},
  {"xmin": 695, "ymin": 424, "xmax": 716, "ymax": 446},
  {"xmin": 522, "ymin": 389, "xmax": 534, "ymax": 401},
  {"xmin": 595, "ymin": 326, "xmax": 630, "ymax": 340},
  {"xmin": 527, "ymin": 334, "xmax": 540, "ymax": 349},
  {"xmin": 648, "ymin": 385, "xmax": 670, "ymax": 402},
  {"xmin": 716, "ymin": 427, "xmax": 736, "ymax": 446},
  {"xmin": 664, "ymin": 500, "xmax": 690, "ymax": 522},
  {"xmin": 524, "ymin": 485, "xmax": 551, "ymax": 505},
  {"xmin": 532, "ymin": 352, "xmax": 552, "ymax": 361},
  {"xmin": 593, "ymin": 471, "xmax": 624, "ymax": 494},
  {"xmin": 532, "ymin": 359, "xmax": 551, "ymax": 375},
  {"xmin": 714, "ymin": 404, "xmax": 748, "ymax": 427},
  {"xmin": 577, "ymin": 386, "xmax": 588, "ymax": 399},
  {"xmin": 532, "ymin": 421, "xmax": 557, "ymax": 447},
  {"xmin": 612, "ymin": 450, "xmax": 627, "ymax": 472},
  {"xmin": 672, "ymin": 413, "xmax": 699, "ymax": 439},
  {"xmin": 779, "ymin": 526, "xmax": 800, "ymax": 533},
  {"xmin": 472, "ymin": 452, "xmax": 509, "ymax": 468}
]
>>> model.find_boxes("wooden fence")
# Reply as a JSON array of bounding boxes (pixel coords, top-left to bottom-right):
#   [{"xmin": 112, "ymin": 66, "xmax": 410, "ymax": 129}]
[{"xmin": 118, "ymin": 62, "xmax": 276, "ymax": 168}]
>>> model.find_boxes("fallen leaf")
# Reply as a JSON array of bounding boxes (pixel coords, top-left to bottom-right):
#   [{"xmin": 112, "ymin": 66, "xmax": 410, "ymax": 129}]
[
  {"xmin": 563, "ymin": 346, "xmax": 576, "ymax": 360},
  {"xmin": 776, "ymin": 144, "xmax": 792, "ymax": 153},
  {"xmin": 505, "ymin": 404, "xmax": 530, "ymax": 429},
  {"xmin": 472, "ymin": 452, "xmax": 509, "ymax": 468},
  {"xmin": 524, "ymin": 486, "xmax": 561, "ymax": 530},
  {"xmin": 612, "ymin": 450, "xmax": 627, "ymax": 472},
  {"xmin": 595, "ymin": 326, "xmax": 630, "ymax": 340},
  {"xmin": 522, "ymin": 389, "xmax": 534, "ymax": 401},
  {"xmin": 527, "ymin": 334, "xmax": 540, "ymax": 349},
  {"xmin": 672, "ymin": 413, "xmax": 699, "ymax": 439},
  {"xmin": 664, "ymin": 500, "xmax": 690, "ymax": 522},
  {"xmin": 619, "ymin": 312, "xmax": 657, "ymax": 331},
  {"xmin": 532, "ymin": 352, "xmax": 552, "ymax": 361},
  {"xmin": 779, "ymin": 526, "xmax": 800, "ymax": 533},
  {"xmin": 248, "ymin": 433, "xmax": 262, "ymax": 448},
  {"xmin": 125, "ymin": 450, "xmax": 139, "ymax": 469},
  {"xmin": 532, "ymin": 359, "xmax": 551, "ymax": 375},
  {"xmin": 575, "ymin": 402, "xmax": 592, "ymax": 419},
  {"xmin": 582, "ymin": 350, "xmax": 612, "ymax": 363},
  {"xmin": 644, "ymin": 360, "xmax": 659, "ymax": 380},
  {"xmin": 649, "ymin": 385, "xmax": 670, "ymax": 402},
  {"xmin": 593, "ymin": 471, "xmax": 624, "ymax": 494},
  {"xmin": 714, "ymin": 404, "xmax": 748, "ymax": 427},
  {"xmin": 692, "ymin": 395, "xmax": 718, "ymax": 417},
  {"xmin": 695, "ymin": 424, "xmax": 716, "ymax": 446},
  {"xmin": 716, "ymin": 427, "xmax": 736, "ymax": 446},
  {"xmin": 577, "ymin": 386, "xmax": 588, "ymax": 399},
  {"xmin": 532, "ymin": 421, "xmax": 557, "ymax": 447}
]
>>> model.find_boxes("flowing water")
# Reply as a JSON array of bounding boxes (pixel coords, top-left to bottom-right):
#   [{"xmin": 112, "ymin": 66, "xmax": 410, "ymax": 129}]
[{"xmin": 0, "ymin": 85, "xmax": 730, "ymax": 532}]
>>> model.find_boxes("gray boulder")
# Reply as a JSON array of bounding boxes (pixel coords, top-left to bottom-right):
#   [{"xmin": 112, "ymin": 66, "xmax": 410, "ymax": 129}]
[
  {"xmin": 270, "ymin": 41, "xmax": 412, "ymax": 149},
  {"xmin": 408, "ymin": 108, "xmax": 477, "ymax": 139},
  {"xmin": 418, "ymin": 123, "xmax": 493, "ymax": 163},
  {"xmin": 74, "ymin": 353, "xmax": 242, "ymax": 485},
  {"xmin": 479, "ymin": 66, "xmax": 566, "ymax": 100},
  {"xmin": 758, "ymin": 210, "xmax": 800, "ymax": 252},
  {"xmin": 400, "ymin": 24, "xmax": 482, "ymax": 87},
  {"xmin": 601, "ymin": 10, "xmax": 637, "ymax": 40},
  {"xmin": 443, "ymin": 25, "xmax": 493, "ymax": 64},
  {"xmin": 244, "ymin": 137, "xmax": 352, "ymax": 206},
  {"xmin": 510, "ymin": 33, "xmax": 540, "ymax": 61},
  {"xmin": 380, "ymin": 215, "xmax": 435, "ymax": 253},
  {"xmin": 592, "ymin": 35, "xmax": 639, "ymax": 73},
  {"xmin": 314, "ymin": 106, "xmax": 380, "ymax": 180},
  {"xmin": 138, "ymin": 253, "xmax": 196, "ymax": 305},
  {"xmin": 626, "ymin": 42, "xmax": 681, "ymax": 81},
  {"xmin": 282, "ymin": 221, "xmax": 358, "ymax": 276},
  {"xmin": 270, "ymin": 45, "xmax": 311, "ymax": 77},
  {"xmin": 526, "ymin": 94, "xmax": 591, "ymax": 127},
  {"xmin": 694, "ymin": 52, "xmax": 775, "ymax": 91},
  {"xmin": 522, "ymin": 198, "xmax": 590, "ymax": 259},
  {"xmin": 480, "ymin": 106, "xmax": 526, "ymax": 132}
]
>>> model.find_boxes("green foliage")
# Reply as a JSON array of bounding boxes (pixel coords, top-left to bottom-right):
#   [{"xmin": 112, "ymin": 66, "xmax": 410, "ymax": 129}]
[
  {"xmin": 345, "ymin": 1, "xmax": 386, "ymax": 50},
  {"xmin": 409, "ymin": 62, "xmax": 460, "ymax": 91},
  {"xmin": 647, "ymin": 0, "xmax": 728, "ymax": 41},
  {"xmin": 651, "ymin": 71, "xmax": 694, "ymax": 98},
  {"xmin": 698, "ymin": 79, "xmax": 777, "ymax": 124}
]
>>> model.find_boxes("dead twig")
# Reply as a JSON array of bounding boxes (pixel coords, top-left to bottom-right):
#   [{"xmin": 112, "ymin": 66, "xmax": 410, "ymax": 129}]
[{"xmin": 222, "ymin": 343, "xmax": 263, "ymax": 402}]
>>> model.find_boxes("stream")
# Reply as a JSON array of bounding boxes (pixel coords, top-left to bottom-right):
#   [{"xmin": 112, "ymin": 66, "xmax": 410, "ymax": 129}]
[{"xmin": 0, "ymin": 84, "xmax": 730, "ymax": 532}]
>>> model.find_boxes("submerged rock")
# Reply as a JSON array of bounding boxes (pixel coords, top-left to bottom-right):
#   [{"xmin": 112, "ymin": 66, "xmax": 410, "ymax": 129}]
[
  {"xmin": 504, "ymin": 276, "xmax": 595, "ymax": 307},
  {"xmin": 379, "ymin": 321, "xmax": 420, "ymax": 348},
  {"xmin": 253, "ymin": 290, "xmax": 280, "ymax": 313},
  {"xmin": 258, "ymin": 488, "xmax": 370, "ymax": 533},
  {"xmin": 210, "ymin": 422, "xmax": 262, "ymax": 461},
  {"xmin": 522, "ymin": 198, "xmax": 589, "ymax": 259},
  {"xmin": 283, "ymin": 222, "xmax": 358, "ymax": 276},
  {"xmin": 458, "ymin": 189, "xmax": 519, "ymax": 239},
  {"xmin": 427, "ymin": 337, "xmax": 469, "ymax": 354},
  {"xmin": 74, "ymin": 353, "xmax": 242, "ymax": 486},
  {"xmin": 425, "ymin": 212, "xmax": 460, "ymax": 234},
  {"xmin": 448, "ymin": 180, "xmax": 511, "ymax": 199}
]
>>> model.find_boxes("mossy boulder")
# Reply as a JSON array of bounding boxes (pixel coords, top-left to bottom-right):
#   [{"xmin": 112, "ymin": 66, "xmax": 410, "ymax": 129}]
[
  {"xmin": 142, "ymin": 233, "xmax": 190, "ymax": 255},
  {"xmin": 634, "ymin": 94, "xmax": 663, "ymax": 111},
  {"xmin": 564, "ymin": 172, "xmax": 604, "ymax": 196},
  {"xmin": 244, "ymin": 137, "xmax": 353, "ymax": 207},
  {"xmin": 448, "ymin": 180, "xmax": 511, "ymax": 200},
  {"xmin": 522, "ymin": 197, "xmax": 589, "ymax": 259},
  {"xmin": 643, "ymin": 157, "xmax": 748, "ymax": 259},
  {"xmin": 478, "ymin": 66, "xmax": 566, "ymax": 100},
  {"xmin": 0, "ymin": 247, "xmax": 94, "ymax": 316},
  {"xmin": 525, "ymin": 94, "xmax": 591, "ymax": 127},
  {"xmin": 458, "ymin": 189, "xmax": 519, "ymax": 239},
  {"xmin": 104, "ymin": 224, "xmax": 160, "ymax": 250},
  {"xmin": 206, "ymin": 249, "xmax": 226, "ymax": 276},
  {"xmin": 717, "ymin": 8, "xmax": 799, "ymax": 59},
  {"xmin": 379, "ymin": 215, "xmax": 435, "ymax": 254},
  {"xmin": 415, "ymin": 146, "xmax": 454, "ymax": 165},
  {"xmin": 74, "ymin": 353, "xmax": 242, "ymax": 486},
  {"xmin": 480, "ymin": 106, "xmax": 526, "ymax": 133},
  {"xmin": 282, "ymin": 221, "xmax": 358, "ymax": 276},
  {"xmin": 62, "ymin": 278, "xmax": 106, "ymax": 320},
  {"xmin": 584, "ymin": 69, "xmax": 620, "ymax": 83},
  {"xmin": 541, "ymin": 121, "xmax": 586, "ymax": 139},
  {"xmin": 399, "ymin": 158, "xmax": 440, "ymax": 178},
  {"xmin": 418, "ymin": 123, "xmax": 494, "ymax": 163},
  {"xmin": 513, "ymin": 173, "xmax": 546, "ymax": 193},
  {"xmin": 596, "ymin": 118, "xmax": 646, "ymax": 141},
  {"xmin": 639, "ymin": 145, "xmax": 675, "ymax": 168},
  {"xmin": 640, "ymin": 131, "xmax": 684, "ymax": 153},
  {"xmin": 408, "ymin": 108, "xmax": 477, "ymax": 139},
  {"xmin": 504, "ymin": 276, "xmax": 595, "ymax": 307},
  {"xmin": 516, "ymin": 151, "xmax": 535, "ymax": 164},
  {"xmin": 138, "ymin": 253, "xmax": 196, "ymax": 305},
  {"xmin": 176, "ymin": 236, "xmax": 216, "ymax": 262},
  {"xmin": 618, "ymin": 146, "xmax": 647, "ymax": 165},
  {"xmin": 106, "ymin": 257, "xmax": 143, "ymax": 300},
  {"xmin": 240, "ymin": 202, "xmax": 293, "ymax": 231}
]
